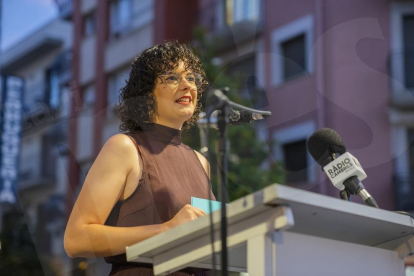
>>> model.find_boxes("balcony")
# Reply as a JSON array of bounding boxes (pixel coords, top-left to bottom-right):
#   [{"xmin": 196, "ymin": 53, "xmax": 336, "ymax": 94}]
[
  {"xmin": 18, "ymin": 173, "xmax": 55, "ymax": 192},
  {"xmin": 18, "ymin": 156, "xmax": 55, "ymax": 192},
  {"xmin": 196, "ymin": 0, "xmax": 264, "ymax": 52},
  {"xmin": 389, "ymin": 50, "xmax": 414, "ymax": 110},
  {"xmin": 18, "ymin": 129, "xmax": 65, "ymax": 192},
  {"xmin": 22, "ymin": 94, "xmax": 59, "ymax": 132},
  {"xmin": 393, "ymin": 174, "xmax": 414, "ymax": 212}
]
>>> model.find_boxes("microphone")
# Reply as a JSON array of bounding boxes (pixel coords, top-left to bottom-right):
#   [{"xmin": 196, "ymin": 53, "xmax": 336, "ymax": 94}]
[
  {"xmin": 206, "ymin": 88, "xmax": 272, "ymax": 125},
  {"xmin": 209, "ymin": 109, "xmax": 270, "ymax": 126},
  {"xmin": 307, "ymin": 128, "xmax": 379, "ymax": 208}
]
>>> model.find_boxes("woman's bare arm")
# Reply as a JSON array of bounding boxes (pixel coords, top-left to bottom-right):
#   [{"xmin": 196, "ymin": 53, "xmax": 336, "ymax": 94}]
[{"xmin": 63, "ymin": 134, "xmax": 167, "ymax": 258}]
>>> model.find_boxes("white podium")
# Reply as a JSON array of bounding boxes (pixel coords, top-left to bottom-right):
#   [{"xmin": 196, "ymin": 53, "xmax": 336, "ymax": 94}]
[{"xmin": 126, "ymin": 184, "xmax": 414, "ymax": 276}]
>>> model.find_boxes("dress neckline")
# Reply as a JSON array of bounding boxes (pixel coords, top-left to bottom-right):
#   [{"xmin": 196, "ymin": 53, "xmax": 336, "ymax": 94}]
[{"xmin": 140, "ymin": 123, "xmax": 182, "ymax": 145}]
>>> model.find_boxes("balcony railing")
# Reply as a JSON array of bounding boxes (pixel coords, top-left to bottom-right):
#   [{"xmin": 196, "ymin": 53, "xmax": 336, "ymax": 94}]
[{"xmin": 393, "ymin": 174, "xmax": 414, "ymax": 212}]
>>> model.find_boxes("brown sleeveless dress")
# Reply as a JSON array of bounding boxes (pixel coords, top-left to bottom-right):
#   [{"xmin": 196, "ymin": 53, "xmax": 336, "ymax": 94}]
[{"xmin": 104, "ymin": 123, "xmax": 216, "ymax": 276}]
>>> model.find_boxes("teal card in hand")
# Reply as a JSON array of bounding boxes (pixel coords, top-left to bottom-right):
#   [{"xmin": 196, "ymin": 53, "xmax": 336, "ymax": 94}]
[{"xmin": 191, "ymin": 197, "xmax": 229, "ymax": 214}]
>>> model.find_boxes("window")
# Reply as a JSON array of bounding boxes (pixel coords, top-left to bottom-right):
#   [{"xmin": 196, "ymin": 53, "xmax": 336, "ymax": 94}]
[
  {"xmin": 391, "ymin": 125, "xmax": 412, "ymax": 193},
  {"xmin": 49, "ymin": 70, "xmax": 60, "ymax": 109},
  {"xmin": 110, "ymin": 0, "xmax": 133, "ymax": 38},
  {"xmin": 218, "ymin": 0, "xmax": 260, "ymax": 27},
  {"xmin": 281, "ymin": 34, "xmax": 306, "ymax": 81},
  {"xmin": 393, "ymin": 128, "xmax": 414, "ymax": 211},
  {"xmin": 109, "ymin": 0, "xmax": 153, "ymax": 39},
  {"xmin": 45, "ymin": 68, "xmax": 61, "ymax": 111},
  {"xmin": 45, "ymin": 50, "xmax": 71, "ymax": 112},
  {"xmin": 390, "ymin": 2, "xmax": 414, "ymax": 91},
  {"xmin": 83, "ymin": 12, "xmax": 96, "ymax": 37},
  {"xmin": 107, "ymin": 68, "xmax": 130, "ymax": 107},
  {"xmin": 131, "ymin": 0, "xmax": 153, "ymax": 29},
  {"xmin": 283, "ymin": 140, "xmax": 308, "ymax": 183},
  {"xmin": 228, "ymin": 0, "xmax": 260, "ymax": 25},
  {"xmin": 403, "ymin": 15, "xmax": 414, "ymax": 88},
  {"xmin": 272, "ymin": 121, "xmax": 316, "ymax": 184},
  {"xmin": 214, "ymin": 0, "xmax": 261, "ymax": 29},
  {"xmin": 41, "ymin": 134, "xmax": 56, "ymax": 179},
  {"xmin": 407, "ymin": 129, "xmax": 414, "ymax": 183},
  {"xmin": 271, "ymin": 14, "xmax": 314, "ymax": 86},
  {"xmin": 83, "ymin": 84, "xmax": 95, "ymax": 107}
]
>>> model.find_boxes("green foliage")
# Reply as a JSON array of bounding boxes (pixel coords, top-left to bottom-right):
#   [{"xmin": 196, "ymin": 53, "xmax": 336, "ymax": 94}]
[{"xmin": 182, "ymin": 26, "xmax": 285, "ymax": 202}]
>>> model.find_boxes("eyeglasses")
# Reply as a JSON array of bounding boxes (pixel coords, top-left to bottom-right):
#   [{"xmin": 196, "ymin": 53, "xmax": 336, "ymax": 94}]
[{"xmin": 160, "ymin": 71, "xmax": 203, "ymax": 90}]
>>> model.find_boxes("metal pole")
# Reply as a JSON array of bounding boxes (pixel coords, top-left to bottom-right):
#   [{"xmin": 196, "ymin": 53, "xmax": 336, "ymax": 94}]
[
  {"xmin": 216, "ymin": 102, "xmax": 229, "ymax": 276},
  {"xmin": 0, "ymin": 0, "xmax": 3, "ymax": 235}
]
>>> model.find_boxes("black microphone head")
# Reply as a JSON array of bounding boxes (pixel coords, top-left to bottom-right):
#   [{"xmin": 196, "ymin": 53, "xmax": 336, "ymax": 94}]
[{"xmin": 307, "ymin": 128, "xmax": 347, "ymax": 167}]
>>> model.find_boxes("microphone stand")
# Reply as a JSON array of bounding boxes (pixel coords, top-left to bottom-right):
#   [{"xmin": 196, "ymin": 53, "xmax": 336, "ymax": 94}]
[
  {"xmin": 216, "ymin": 97, "xmax": 230, "ymax": 276},
  {"xmin": 205, "ymin": 87, "xmax": 272, "ymax": 276}
]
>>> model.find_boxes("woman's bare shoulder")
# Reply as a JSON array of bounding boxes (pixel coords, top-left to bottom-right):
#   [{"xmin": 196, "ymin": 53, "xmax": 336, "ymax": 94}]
[
  {"xmin": 98, "ymin": 133, "xmax": 141, "ymax": 172},
  {"xmin": 106, "ymin": 133, "xmax": 136, "ymax": 149}
]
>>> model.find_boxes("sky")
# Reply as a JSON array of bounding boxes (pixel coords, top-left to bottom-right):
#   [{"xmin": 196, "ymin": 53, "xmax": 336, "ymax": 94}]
[{"xmin": 1, "ymin": 0, "xmax": 58, "ymax": 51}]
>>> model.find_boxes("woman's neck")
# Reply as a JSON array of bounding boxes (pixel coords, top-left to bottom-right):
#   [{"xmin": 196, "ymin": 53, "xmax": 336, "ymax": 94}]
[{"xmin": 153, "ymin": 118, "xmax": 183, "ymax": 130}]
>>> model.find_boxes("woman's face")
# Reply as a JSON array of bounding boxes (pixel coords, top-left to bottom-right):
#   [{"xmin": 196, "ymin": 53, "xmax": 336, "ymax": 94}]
[{"xmin": 152, "ymin": 61, "xmax": 199, "ymax": 129}]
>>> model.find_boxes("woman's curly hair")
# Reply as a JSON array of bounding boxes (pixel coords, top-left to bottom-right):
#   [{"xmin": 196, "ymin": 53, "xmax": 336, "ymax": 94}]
[{"xmin": 115, "ymin": 41, "xmax": 209, "ymax": 133}]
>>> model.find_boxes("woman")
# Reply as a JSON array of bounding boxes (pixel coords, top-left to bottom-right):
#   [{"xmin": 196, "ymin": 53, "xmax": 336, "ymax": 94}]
[{"xmin": 64, "ymin": 41, "xmax": 216, "ymax": 276}]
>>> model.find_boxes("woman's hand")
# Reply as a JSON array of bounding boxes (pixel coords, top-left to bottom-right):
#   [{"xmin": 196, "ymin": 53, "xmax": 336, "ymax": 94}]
[{"xmin": 163, "ymin": 204, "xmax": 206, "ymax": 230}]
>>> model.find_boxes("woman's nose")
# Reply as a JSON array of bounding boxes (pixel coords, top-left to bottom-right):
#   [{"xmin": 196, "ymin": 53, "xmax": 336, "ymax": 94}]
[{"xmin": 179, "ymin": 76, "xmax": 192, "ymax": 89}]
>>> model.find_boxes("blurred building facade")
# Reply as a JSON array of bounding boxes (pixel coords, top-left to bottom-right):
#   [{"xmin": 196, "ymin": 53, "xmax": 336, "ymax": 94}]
[
  {"xmin": 0, "ymin": 18, "xmax": 73, "ymax": 274},
  {"xmin": 50, "ymin": 0, "xmax": 414, "ymax": 274}
]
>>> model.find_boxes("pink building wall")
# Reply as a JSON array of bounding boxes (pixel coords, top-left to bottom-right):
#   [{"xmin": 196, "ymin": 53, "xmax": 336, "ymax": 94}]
[
  {"xmin": 324, "ymin": 0, "xmax": 393, "ymax": 209},
  {"xmin": 264, "ymin": 0, "xmax": 394, "ymax": 210}
]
